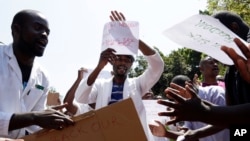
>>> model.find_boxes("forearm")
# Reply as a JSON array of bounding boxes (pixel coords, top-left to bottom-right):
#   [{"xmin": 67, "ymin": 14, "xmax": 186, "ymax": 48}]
[
  {"xmin": 202, "ymin": 103, "xmax": 250, "ymax": 125},
  {"xmin": 9, "ymin": 113, "xmax": 35, "ymax": 131},
  {"xmin": 64, "ymin": 78, "xmax": 82, "ymax": 104},
  {"xmin": 139, "ymin": 40, "xmax": 155, "ymax": 55},
  {"xmin": 87, "ymin": 67, "xmax": 102, "ymax": 86}
]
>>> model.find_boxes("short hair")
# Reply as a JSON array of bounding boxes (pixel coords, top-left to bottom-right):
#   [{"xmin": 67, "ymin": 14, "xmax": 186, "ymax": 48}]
[
  {"xmin": 171, "ymin": 75, "xmax": 191, "ymax": 87},
  {"xmin": 212, "ymin": 11, "xmax": 249, "ymax": 40},
  {"xmin": 199, "ymin": 56, "xmax": 213, "ymax": 67},
  {"xmin": 212, "ymin": 11, "xmax": 244, "ymax": 28}
]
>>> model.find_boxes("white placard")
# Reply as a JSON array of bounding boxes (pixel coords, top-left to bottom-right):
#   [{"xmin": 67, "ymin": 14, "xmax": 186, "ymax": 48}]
[
  {"xmin": 101, "ymin": 21, "xmax": 139, "ymax": 56},
  {"xmin": 143, "ymin": 100, "xmax": 169, "ymax": 125},
  {"xmin": 163, "ymin": 14, "xmax": 248, "ymax": 65}
]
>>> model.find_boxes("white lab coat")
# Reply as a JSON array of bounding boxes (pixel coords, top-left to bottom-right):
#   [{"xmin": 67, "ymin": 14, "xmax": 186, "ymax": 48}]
[
  {"xmin": 0, "ymin": 44, "xmax": 50, "ymax": 138},
  {"xmin": 75, "ymin": 52, "xmax": 164, "ymax": 141}
]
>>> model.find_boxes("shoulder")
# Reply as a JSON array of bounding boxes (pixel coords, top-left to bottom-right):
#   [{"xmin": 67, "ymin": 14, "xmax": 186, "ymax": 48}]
[
  {"xmin": 199, "ymin": 86, "xmax": 226, "ymax": 105},
  {"xmin": 198, "ymin": 86, "xmax": 225, "ymax": 98},
  {"xmin": 33, "ymin": 61, "xmax": 50, "ymax": 83}
]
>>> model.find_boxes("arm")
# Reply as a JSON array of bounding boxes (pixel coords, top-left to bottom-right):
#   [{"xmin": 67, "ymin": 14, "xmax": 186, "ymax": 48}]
[
  {"xmin": 63, "ymin": 68, "xmax": 87, "ymax": 115},
  {"xmin": 149, "ymin": 120, "xmax": 184, "ymax": 140},
  {"xmin": 110, "ymin": 10, "xmax": 164, "ymax": 95},
  {"xmin": 182, "ymin": 125, "xmax": 226, "ymax": 140},
  {"xmin": 160, "ymin": 83, "xmax": 250, "ymax": 126},
  {"xmin": 87, "ymin": 48, "xmax": 116, "ymax": 85}
]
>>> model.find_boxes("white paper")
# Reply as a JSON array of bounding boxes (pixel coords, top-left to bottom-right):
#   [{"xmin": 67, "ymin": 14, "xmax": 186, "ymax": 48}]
[
  {"xmin": 143, "ymin": 100, "xmax": 169, "ymax": 125},
  {"xmin": 101, "ymin": 21, "xmax": 139, "ymax": 56},
  {"xmin": 163, "ymin": 14, "xmax": 248, "ymax": 65}
]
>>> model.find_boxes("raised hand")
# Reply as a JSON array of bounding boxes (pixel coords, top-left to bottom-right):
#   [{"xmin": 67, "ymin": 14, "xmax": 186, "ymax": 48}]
[
  {"xmin": 221, "ymin": 38, "xmax": 250, "ymax": 83},
  {"xmin": 99, "ymin": 48, "xmax": 116, "ymax": 67},
  {"xmin": 110, "ymin": 10, "xmax": 126, "ymax": 22}
]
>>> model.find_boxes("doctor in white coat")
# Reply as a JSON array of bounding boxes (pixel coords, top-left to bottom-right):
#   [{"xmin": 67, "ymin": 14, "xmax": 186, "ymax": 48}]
[
  {"xmin": 0, "ymin": 9, "xmax": 73, "ymax": 139},
  {"xmin": 75, "ymin": 10, "xmax": 165, "ymax": 141}
]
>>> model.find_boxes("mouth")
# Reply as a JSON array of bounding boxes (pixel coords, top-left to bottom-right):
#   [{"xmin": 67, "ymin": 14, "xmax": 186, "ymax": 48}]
[
  {"xmin": 117, "ymin": 65, "xmax": 127, "ymax": 73},
  {"xmin": 36, "ymin": 39, "xmax": 48, "ymax": 48}
]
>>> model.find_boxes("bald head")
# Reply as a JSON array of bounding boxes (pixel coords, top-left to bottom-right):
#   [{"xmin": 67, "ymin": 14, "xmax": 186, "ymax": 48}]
[{"xmin": 11, "ymin": 10, "xmax": 48, "ymax": 37}]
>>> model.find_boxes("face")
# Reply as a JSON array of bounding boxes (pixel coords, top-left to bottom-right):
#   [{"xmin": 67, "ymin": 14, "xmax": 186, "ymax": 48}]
[
  {"xmin": 112, "ymin": 55, "xmax": 133, "ymax": 77},
  {"xmin": 17, "ymin": 12, "xmax": 50, "ymax": 57},
  {"xmin": 200, "ymin": 57, "xmax": 219, "ymax": 77}
]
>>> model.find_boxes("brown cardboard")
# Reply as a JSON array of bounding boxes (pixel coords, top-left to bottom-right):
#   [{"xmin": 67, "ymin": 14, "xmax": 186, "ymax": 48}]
[
  {"xmin": 46, "ymin": 92, "xmax": 61, "ymax": 106},
  {"xmin": 21, "ymin": 98, "xmax": 147, "ymax": 141}
]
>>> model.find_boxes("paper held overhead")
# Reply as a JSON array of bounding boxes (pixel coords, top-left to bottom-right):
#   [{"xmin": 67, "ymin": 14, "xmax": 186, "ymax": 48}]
[
  {"xmin": 101, "ymin": 21, "xmax": 139, "ymax": 56},
  {"xmin": 163, "ymin": 14, "xmax": 248, "ymax": 65}
]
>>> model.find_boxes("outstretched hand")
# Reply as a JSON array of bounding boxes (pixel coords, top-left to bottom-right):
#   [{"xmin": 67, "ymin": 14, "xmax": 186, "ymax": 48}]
[
  {"xmin": 221, "ymin": 38, "xmax": 250, "ymax": 83},
  {"xmin": 158, "ymin": 83, "xmax": 207, "ymax": 125}
]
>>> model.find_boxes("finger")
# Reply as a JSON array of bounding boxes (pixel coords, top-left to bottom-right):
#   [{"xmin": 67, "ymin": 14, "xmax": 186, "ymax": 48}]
[
  {"xmin": 158, "ymin": 111, "xmax": 176, "ymax": 117},
  {"xmin": 221, "ymin": 46, "xmax": 244, "ymax": 69},
  {"xmin": 166, "ymin": 119, "xmax": 179, "ymax": 125},
  {"xmin": 170, "ymin": 83, "xmax": 186, "ymax": 91},
  {"xmin": 165, "ymin": 89, "xmax": 186, "ymax": 103},
  {"xmin": 51, "ymin": 103, "xmax": 68, "ymax": 110},
  {"xmin": 234, "ymin": 38, "xmax": 250, "ymax": 58},
  {"xmin": 157, "ymin": 99, "xmax": 177, "ymax": 109},
  {"xmin": 114, "ymin": 10, "xmax": 124, "ymax": 21},
  {"xmin": 111, "ymin": 10, "xmax": 119, "ymax": 21},
  {"xmin": 237, "ymin": 59, "xmax": 250, "ymax": 82},
  {"xmin": 185, "ymin": 84, "xmax": 198, "ymax": 98},
  {"xmin": 119, "ymin": 12, "xmax": 126, "ymax": 21}
]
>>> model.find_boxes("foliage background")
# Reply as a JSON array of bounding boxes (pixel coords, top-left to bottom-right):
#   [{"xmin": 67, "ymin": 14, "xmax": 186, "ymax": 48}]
[{"xmin": 129, "ymin": 0, "xmax": 250, "ymax": 97}]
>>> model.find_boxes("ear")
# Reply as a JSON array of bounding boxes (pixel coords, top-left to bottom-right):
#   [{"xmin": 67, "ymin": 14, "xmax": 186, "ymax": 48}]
[
  {"xmin": 199, "ymin": 66, "xmax": 204, "ymax": 72},
  {"xmin": 11, "ymin": 24, "xmax": 21, "ymax": 38},
  {"xmin": 229, "ymin": 22, "xmax": 240, "ymax": 33}
]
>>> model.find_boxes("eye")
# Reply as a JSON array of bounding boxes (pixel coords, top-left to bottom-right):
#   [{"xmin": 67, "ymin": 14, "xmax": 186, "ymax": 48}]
[{"xmin": 34, "ymin": 23, "xmax": 50, "ymax": 35}]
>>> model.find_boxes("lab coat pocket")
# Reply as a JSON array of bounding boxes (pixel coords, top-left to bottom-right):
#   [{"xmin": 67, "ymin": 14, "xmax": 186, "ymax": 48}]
[{"xmin": 23, "ymin": 87, "xmax": 44, "ymax": 111}]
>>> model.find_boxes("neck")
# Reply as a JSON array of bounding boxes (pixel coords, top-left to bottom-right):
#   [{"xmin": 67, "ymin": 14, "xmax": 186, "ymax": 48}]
[
  {"xmin": 203, "ymin": 77, "xmax": 217, "ymax": 84},
  {"xmin": 13, "ymin": 45, "xmax": 34, "ymax": 67},
  {"xmin": 113, "ymin": 76, "xmax": 126, "ymax": 84}
]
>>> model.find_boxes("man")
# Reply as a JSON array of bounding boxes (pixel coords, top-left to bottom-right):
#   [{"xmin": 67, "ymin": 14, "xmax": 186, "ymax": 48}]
[
  {"xmin": 199, "ymin": 56, "xmax": 225, "ymax": 89},
  {"xmin": 75, "ymin": 10, "xmax": 164, "ymax": 141},
  {"xmin": 0, "ymin": 9, "xmax": 73, "ymax": 138}
]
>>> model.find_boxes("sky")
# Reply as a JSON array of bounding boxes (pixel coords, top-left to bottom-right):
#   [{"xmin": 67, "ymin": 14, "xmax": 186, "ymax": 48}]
[{"xmin": 0, "ymin": 0, "xmax": 207, "ymax": 96}]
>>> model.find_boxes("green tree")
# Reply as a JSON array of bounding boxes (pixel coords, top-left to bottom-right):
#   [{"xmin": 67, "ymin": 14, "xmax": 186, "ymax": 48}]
[
  {"xmin": 206, "ymin": 0, "xmax": 250, "ymax": 25},
  {"xmin": 130, "ymin": 47, "xmax": 202, "ymax": 97}
]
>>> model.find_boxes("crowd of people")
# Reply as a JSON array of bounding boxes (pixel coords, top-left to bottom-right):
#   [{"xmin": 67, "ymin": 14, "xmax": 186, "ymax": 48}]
[{"xmin": 0, "ymin": 8, "xmax": 250, "ymax": 141}]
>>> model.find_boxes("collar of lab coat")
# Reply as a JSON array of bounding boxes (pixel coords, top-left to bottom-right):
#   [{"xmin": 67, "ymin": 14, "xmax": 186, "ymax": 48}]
[{"xmin": 4, "ymin": 44, "xmax": 40, "ymax": 94}]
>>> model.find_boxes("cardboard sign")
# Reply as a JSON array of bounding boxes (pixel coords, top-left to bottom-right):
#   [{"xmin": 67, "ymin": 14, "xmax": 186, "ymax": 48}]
[
  {"xmin": 101, "ymin": 21, "xmax": 139, "ymax": 56},
  {"xmin": 163, "ymin": 14, "xmax": 248, "ymax": 65},
  {"xmin": 46, "ymin": 92, "xmax": 60, "ymax": 106},
  {"xmin": 21, "ymin": 98, "xmax": 147, "ymax": 141}
]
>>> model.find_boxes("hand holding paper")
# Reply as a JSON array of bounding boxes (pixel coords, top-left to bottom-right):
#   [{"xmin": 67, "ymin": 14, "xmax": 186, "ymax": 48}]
[
  {"xmin": 163, "ymin": 14, "xmax": 248, "ymax": 65},
  {"xmin": 101, "ymin": 10, "xmax": 139, "ymax": 56},
  {"xmin": 221, "ymin": 38, "xmax": 250, "ymax": 83}
]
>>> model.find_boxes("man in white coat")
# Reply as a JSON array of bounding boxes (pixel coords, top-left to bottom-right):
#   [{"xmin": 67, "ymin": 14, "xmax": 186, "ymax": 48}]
[
  {"xmin": 0, "ymin": 9, "xmax": 73, "ymax": 139},
  {"xmin": 75, "ymin": 10, "xmax": 164, "ymax": 141}
]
